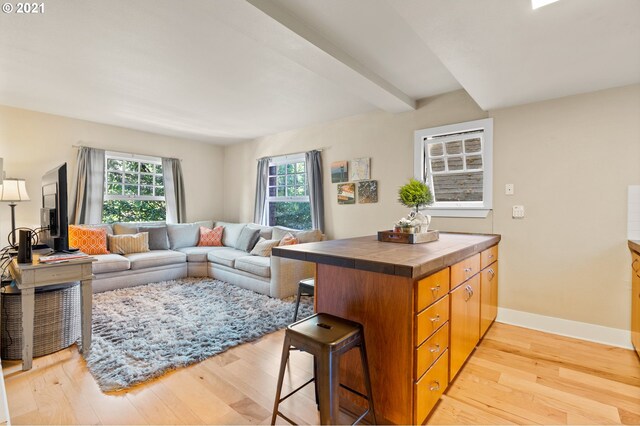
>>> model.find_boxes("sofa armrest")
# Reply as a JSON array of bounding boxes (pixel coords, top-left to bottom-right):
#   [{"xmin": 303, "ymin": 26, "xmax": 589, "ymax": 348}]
[{"xmin": 269, "ymin": 256, "xmax": 315, "ymax": 299}]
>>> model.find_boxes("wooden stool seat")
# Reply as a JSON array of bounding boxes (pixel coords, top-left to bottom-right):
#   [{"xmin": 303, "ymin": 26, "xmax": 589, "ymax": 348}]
[{"xmin": 271, "ymin": 313, "xmax": 376, "ymax": 425}]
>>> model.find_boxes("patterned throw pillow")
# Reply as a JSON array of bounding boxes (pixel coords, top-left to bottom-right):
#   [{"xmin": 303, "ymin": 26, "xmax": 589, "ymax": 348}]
[
  {"xmin": 108, "ymin": 232, "xmax": 150, "ymax": 255},
  {"xmin": 279, "ymin": 232, "xmax": 299, "ymax": 246},
  {"xmin": 68, "ymin": 225, "xmax": 109, "ymax": 255},
  {"xmin": 197, "ymin": 226, "xmax": 223, "ymax": 247},
  {"xmin": 250, "ymin": 237, "xmax": 281, "ymax": 257}
]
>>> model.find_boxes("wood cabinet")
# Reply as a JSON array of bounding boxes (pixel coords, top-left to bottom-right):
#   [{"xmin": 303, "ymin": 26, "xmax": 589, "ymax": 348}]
[
  {"xmin": 449, "ymin": 274, "xmax": 480, "ymax": 380},
  {"xmin": 480, "ymin": 250, "xmax": 499, "ymax": 337},
  {"xmin": 631, "ymin": 248, "xmax": 640, "ymax": 357}
]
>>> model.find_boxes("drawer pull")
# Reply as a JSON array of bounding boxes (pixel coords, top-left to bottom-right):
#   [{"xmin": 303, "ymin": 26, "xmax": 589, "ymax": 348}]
[
  {"xmin": 488, "ymin": 254, "xmax": 494, "ymax": 259},
  {"xmin": 488, "ymin": 268, "xmax": 495, "ymax": 279},
  {"xmin": 430, "ymin": 284, "xmax": 440, "ymax": 295},
  {"xmin": 429, "ymin": 344, "xmax": 441, "ymax": 354},
  {"xmin": 429, "ymin": 380, "xmax": 440, "ymax": 392},
  {"xmin": 430, "ymin": 314, "xmax": 441, "ymax": 323},
  {"xmin": 464, "ymin": 285, "xmax": 474, "ymax": 301},
  {"xmin": 464, "ymin": 267, "xmax": 472, "ymax": 274}
]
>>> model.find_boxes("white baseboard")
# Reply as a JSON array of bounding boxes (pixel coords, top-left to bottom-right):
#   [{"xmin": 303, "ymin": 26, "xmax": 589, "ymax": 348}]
[{"xmin": 496, "ymin": 307, "xmax": 633, "ymax": 350}]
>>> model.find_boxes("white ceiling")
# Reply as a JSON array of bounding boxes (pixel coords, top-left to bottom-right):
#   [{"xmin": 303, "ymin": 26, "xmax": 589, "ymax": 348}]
[{"xmin": 0, "ymin": 0, "xmax": 638, "ymax": 144}]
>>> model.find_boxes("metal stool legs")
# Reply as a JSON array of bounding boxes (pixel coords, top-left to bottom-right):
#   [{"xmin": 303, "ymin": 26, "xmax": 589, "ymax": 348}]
[{"xmin": 293, "ymin": 285, "xmax": 303, "ymax": 323}]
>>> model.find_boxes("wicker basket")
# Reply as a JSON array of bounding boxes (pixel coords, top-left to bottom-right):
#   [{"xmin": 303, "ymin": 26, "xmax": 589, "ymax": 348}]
[{"xmin": 1, "ymin": 282, "xmax": 81, "ymax": 360}]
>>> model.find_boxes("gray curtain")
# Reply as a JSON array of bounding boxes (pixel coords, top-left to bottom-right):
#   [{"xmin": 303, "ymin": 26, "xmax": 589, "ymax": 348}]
[
  {"xmin": 305, "ymin": 150, "xmax": 324, "ymax": 231},
  {"xmin": 71, "ymin": 147, "xmax": 105, "ymax": 224},
  {"xmin": 162, "ymin": 157, "xmax": 186, "ymax": 223},
  {"xmin": 254, "ymin": 158, "xmax": 270, "ymax": 225}
]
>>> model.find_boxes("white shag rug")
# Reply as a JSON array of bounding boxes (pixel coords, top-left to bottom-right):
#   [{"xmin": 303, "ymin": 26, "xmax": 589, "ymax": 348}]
[{"xmin": 84, "ymin": 277, "xmax": 313, "ymax": 392}]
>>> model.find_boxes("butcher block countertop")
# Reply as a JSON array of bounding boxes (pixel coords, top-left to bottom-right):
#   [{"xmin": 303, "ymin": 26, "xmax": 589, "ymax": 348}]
[
  {"xmin": 273, "ymin": 232, "xmax": 501, "ymax": 279},
  {"xmin": 629, "ymin": 240, "xmax": 640, "ymax": 253}
]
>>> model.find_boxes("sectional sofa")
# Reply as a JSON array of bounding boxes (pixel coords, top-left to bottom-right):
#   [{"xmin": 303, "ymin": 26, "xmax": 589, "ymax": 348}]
[{"xmin": 85, "ymin": 220, "xmax": 320, "ymax": 298}]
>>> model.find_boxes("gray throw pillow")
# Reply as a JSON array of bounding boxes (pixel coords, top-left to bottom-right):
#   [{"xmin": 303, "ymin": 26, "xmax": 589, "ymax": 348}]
[
  {"xmin": 138, "ymin": 226, "xmax": 170, "ymax": 250},
  {"xmin": 167, "ymin": 220, "xmax": 214, "ymax": 249},
  {"xmin": 214, "ymin": 222, "xmax": 247, "ymax": 248},
  {"xmin": 235, "ymin": 227, "xmax": 261, "ymax": 252},
  {"xmin": 113, "ymin": 223, "xmax": 138, "ymax": 235}
]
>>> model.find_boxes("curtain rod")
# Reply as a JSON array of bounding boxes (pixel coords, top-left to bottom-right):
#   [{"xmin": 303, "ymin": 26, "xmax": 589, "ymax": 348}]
[
  {"xmin": 257, "ymin": 148, "xmax": 325, "ymax": 162},
  {"xmin": 72, "ymin": 144, "xmax": 182, "ymax": 161}
]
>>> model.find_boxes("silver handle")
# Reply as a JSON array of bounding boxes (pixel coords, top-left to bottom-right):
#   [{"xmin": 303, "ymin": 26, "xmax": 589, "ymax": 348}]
[
  {"xmin": 488, "ymin": 254, "xmax": 494, "ymax": 259},
  {"xmin": 429, "ymin": 344, "xmax": 440, "ymax": 354},
  {"xmin": 430, "ymin": 314, "xmax": 441, "ymax": 323},
  {"xmin": 464, "ymin": 285, "xmax": 472, "ymax": 301},
  {"xmin": 429, "ymin": 380, "xmax": 440, "ymax": 391},
  {"xmin": 430, "ymin": 284, "xmax": 440, "ymax": 295},
  {"xmin": 488, "ymin": 268, "xmax": 495, "ymax": 279}
]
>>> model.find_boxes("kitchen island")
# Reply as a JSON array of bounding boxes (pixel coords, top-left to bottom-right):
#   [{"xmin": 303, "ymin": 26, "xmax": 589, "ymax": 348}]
[{"xmin": 273, "ymin": 232, "xmax": 501, "ymax": 425}]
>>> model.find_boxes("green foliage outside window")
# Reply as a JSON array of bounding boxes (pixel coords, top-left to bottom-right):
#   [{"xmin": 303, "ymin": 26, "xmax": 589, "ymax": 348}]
[
  {"xmin": 102, "ymin": 200, "xmax": 166, "ymax": 223},
  {"xmin": 269, "ymin": 202, "xmax": 311, "ymax": 230}
]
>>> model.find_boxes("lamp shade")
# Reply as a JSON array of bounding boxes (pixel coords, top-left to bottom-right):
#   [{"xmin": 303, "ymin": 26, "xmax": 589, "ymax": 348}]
[{"xmin": 0, "ymin": 178, "xmax": 30, "ymax": 202}]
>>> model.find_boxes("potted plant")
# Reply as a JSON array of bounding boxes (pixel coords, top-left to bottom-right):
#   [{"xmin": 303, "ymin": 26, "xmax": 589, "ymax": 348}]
[{"xmin": 398, "ymin": 179, "xmax": 434, "ymax": 233}]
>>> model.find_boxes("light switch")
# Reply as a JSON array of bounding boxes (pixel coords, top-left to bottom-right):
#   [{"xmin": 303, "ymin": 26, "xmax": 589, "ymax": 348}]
[
  {"xmin": 505, "ymin": 184, "xmax": 514, "ymax": 195},
  {"xmin": 512, "ymin": 205, "xmax": 525, "ymax": 219}
]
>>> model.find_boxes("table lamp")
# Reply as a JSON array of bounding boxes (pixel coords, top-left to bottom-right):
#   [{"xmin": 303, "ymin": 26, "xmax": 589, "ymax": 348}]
[{"xmin": 0, "ymin": 178, "xmax": 30, "ymax": 247}]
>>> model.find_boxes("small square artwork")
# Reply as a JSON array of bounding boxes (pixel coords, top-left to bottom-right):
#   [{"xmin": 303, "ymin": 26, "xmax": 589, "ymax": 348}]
[
  {"xmin": 331, "ymin": 161, "xmax": 349, "ymax": 183},
  {"xmin": 350, "ymin": 157, "xmax": 370, "ymax": 181},
  {"xmin": 358, "ymin": 180, "xmax": 378, "ymax": 203},
  {"xmin": 337, "ymin": 183, "xmax": 356, "ymax": 204}
]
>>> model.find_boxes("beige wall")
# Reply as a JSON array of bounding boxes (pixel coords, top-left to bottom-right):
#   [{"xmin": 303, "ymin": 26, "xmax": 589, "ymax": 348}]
[
  {"xmin": 223, "ymin": 85, "xmax": 640, "ymax": 330},
  {"xmin": 0, "ymin": 105, "xmax": 224, "ymax": 239}
]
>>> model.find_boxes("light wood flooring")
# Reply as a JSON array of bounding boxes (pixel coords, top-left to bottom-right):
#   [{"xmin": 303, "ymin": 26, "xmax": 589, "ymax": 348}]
[{"xmin": 2, "ymin": 322, "xmax": 639, "ymax": 425}]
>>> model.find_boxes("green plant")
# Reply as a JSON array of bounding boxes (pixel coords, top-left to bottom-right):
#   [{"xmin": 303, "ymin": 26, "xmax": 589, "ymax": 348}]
[{"xmin": 398, "ymin": 178, "xmax": 433, "ymax": 213}]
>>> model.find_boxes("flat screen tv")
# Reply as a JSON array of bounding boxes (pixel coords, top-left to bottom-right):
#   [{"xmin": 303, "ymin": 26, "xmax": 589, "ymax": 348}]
[{"xmin": 40, "ymin": 163, "xmax": 69, "ymax": 252}]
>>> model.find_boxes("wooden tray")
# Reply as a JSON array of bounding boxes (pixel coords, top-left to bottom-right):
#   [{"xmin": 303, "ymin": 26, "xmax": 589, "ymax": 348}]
[{"xmin": 377, "ymin": 230, "xmax": 439, "ymax": 244}]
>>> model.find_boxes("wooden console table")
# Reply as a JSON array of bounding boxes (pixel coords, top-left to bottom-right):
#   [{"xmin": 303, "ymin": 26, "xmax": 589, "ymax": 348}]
[{"xmin": 7, "ymin": 257, "xmax": 94, "ymax": 370}]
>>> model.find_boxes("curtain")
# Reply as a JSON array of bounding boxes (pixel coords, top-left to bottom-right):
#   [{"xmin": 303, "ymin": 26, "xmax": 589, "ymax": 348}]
[
  {"xmin": 254, "ymin": 158, "xmax": 270, "ymax": 225},
  {"xmin": 70, "ymin": 147, "xmax": 105, "ymax": 224},
  {"xmin": 305, "ymin": 150, "xmax": 324, "ymax": 231},
  {"xmin": 162, "ymin": 157, "xmax": 186, "ymax": 223}
]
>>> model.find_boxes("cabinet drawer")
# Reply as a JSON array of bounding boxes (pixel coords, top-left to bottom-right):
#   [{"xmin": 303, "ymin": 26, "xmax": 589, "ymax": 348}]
[
  {"xmin": 416, "ymin": 295, "xmax": 449, "ymax": 346},
  {"xmin": 416, "ymin": 268, "xmax": 450, "ymax": 312},
  {"xmin": 481, "ymin": 245, "xmax": 498, "ymax": 269},
  {"xmin": 414, "ymin": 349, "xmax": 449, "ymax": 424},
  {"xmin": 451, "ymin": 254, "xmax": 480, "ymax": 289},
  {"xmin": 416, "ymin": 322, "xmax": 449, "ymax": 379}
]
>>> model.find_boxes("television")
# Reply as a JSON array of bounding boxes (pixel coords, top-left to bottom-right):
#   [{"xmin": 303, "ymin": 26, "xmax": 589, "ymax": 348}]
[{"xmin": 40, "ymin": 163, "xmax": 69, "ymax": 252}]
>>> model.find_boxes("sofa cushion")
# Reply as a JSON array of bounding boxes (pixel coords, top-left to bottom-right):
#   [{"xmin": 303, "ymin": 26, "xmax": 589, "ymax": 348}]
[
  {"xmin": 272, "ymin": 226, "xmax": 322, "ymax": 243},
  {"xmin": 207, "ymin": 248, "xmax": 248, "ymax": 268},
  {"xmin": 167, "ymin": 221, "xmax": 214, "ymax": 249},
  {"xmin": 214, "ymin": 222, "xmax": 247, "ymax": 248},
  {"xmin": 125, "ymin": 250, "xmax": 187, "ymax": 270},
  {"xmin": 138, "ymin": 225, "xmax": 170, "ymax": 250},
  {"xmin": 234, "ymin": 256, "xmax": 271, "ymax": 278},
  {"xmin": 176, "ymin": 246, "xmax": 225, "ymax": 262},
  {"xmin": 197, "ymin": 226, "xmax": 223, "ymax": 247},
  {"xmin": 91, "ymin": 254, "xmax": 131, "ymax": 274},
  {"xmin": 108, "ymin": 233, "xmax": 150, "ymax": 255},
  {"xmin": 68, "ymin": 225, "xmax": 110, "ymax": 255},
  {"xmin": 246, "ymin": 224, "xmax": 273, "ymax": 240},
  {"xmin": 279, "ymin": 232, "xmax": 299, "ymax": 246},
  {"xmin": 250, "ymin": 237, "xmax": 280, "ymax": 257},
  {"xmin": 235, "ymin": 227, "xmax": 260, "ymax": 252}
]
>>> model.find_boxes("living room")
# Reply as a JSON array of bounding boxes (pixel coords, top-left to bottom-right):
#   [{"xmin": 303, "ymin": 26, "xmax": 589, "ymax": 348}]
[{"xmin": 0, "ymin": 0, "xmax": 639, "ymax": 425}]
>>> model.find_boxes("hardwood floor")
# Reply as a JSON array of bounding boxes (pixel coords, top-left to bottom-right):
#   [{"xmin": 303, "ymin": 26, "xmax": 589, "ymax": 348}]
[{"xmin": 2, "ymin": 322, "xmax": 639, "ymax": 425}]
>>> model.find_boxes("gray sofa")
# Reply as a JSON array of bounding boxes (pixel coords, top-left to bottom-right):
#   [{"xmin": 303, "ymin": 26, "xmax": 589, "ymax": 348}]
[{"xmin": 86, "ymin": 220, "xmax": 320, "ymax": 298}]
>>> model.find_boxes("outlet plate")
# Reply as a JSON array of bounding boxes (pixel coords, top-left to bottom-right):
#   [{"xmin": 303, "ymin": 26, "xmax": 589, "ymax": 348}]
[
  {"xmin": 505, "ymin": 184, "xmax": 514, "ymax": 195},
  {"xmin": 512, "ymin": 205, "xmax": 525, "ymax": 218}
]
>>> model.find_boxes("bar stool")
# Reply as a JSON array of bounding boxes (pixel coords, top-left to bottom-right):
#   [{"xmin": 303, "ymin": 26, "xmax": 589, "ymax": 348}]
[
  {"xmin": 293, "ymin": 278, "xmax": 315, "ymax": 322},
  {"xmin": 271, "ymin": 313, "xmax": 376, "ymax": 425}
]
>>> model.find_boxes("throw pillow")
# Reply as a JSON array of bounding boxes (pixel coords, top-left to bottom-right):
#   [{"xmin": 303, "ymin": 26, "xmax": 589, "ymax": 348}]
[
  {"xmin": 112, "ymin": 223, "xmax": 138, "ymax": 235},
  {"xmin": 250, "ymin": 237, "xmax": 281, "ymax": 257},
  {"xmin": 197, "ymin": 226, "xmax": 223, "ymax": 247},
  {"xmin": 138, "ymin": 225, "xmax": 170, "ymax": 250},
  {"xmin": 272, "ymin": 226, "xmax": 322, "ymax": 243},
  {"xmin": 279, "ymin": 232, "xmax": 299, "ymax": 246},
  {"xmin": 166, "ymin": 221, "xmax": 213, "ymax": 249},
  {"xmin": 235, "ymin": 227, "xmax": 261, "ymax": 252},
  {"xmin": 214, "ymin": 221, "xmax": 247, "ymax": 247},
  {"xmin": 68, "ymin": 225, "xmax": 109, "ymax": 255},
  {"xmin": 108, "ymin": 232, "xmax": 150, "ymax": 255}
]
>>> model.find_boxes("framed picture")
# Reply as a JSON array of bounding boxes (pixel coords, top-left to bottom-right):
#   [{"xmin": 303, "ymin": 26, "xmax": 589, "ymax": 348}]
[
  {"xmin": 350, "ymin": 157, "xmax": 370, "ymax": 181},
  {"xmin": 331, "ymin": 161, "xmax": 349, "ymax": 183},
  {"xmin": 337, "ymin": 183, "xmax": 356, "ymax": 204},
  {"xmin": 358, "ymin": 180, "xmax": 378, "ymax": 203}
]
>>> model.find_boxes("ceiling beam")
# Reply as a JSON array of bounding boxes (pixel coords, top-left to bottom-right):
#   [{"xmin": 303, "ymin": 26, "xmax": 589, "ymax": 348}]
[{"xmin": 237, "ymin": 0, "xmax": 416, "ymax": 113}]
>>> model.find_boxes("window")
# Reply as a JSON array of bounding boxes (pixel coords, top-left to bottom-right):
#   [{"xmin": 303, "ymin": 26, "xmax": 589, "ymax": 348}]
[
  {"xmin": 266, "ymin": 154, "xmax": 312, "ymax": 229},
  {"xmin": 414, "ymin": 118, "xmax": 493, "ymax": 217},
  {"xmin": 103, "ymin": 152, "xmax": 166, "ymax": 223}
]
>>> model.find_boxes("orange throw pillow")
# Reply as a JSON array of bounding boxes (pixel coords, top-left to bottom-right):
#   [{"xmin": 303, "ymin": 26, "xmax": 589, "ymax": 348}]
[
  {"xmin": 279, "ymin": 232, "xmax": 299, "ymax": 246},
  {"xmin": 198, "ymin": 226, "xmax": 223, "ymax": 247},
  {"xmin": 68, "ymin": 225, "xmax": 109, "ymax": 255}
]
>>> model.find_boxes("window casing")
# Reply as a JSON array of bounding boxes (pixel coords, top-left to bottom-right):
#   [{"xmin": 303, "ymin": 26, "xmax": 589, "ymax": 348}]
[
  {"xmin": 414, "ymin": 118, "xmax": 493, "ymax": 217},
  {"xmin": 266, "ymin": 154, "xmax": 312, "ymax": 229}
]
